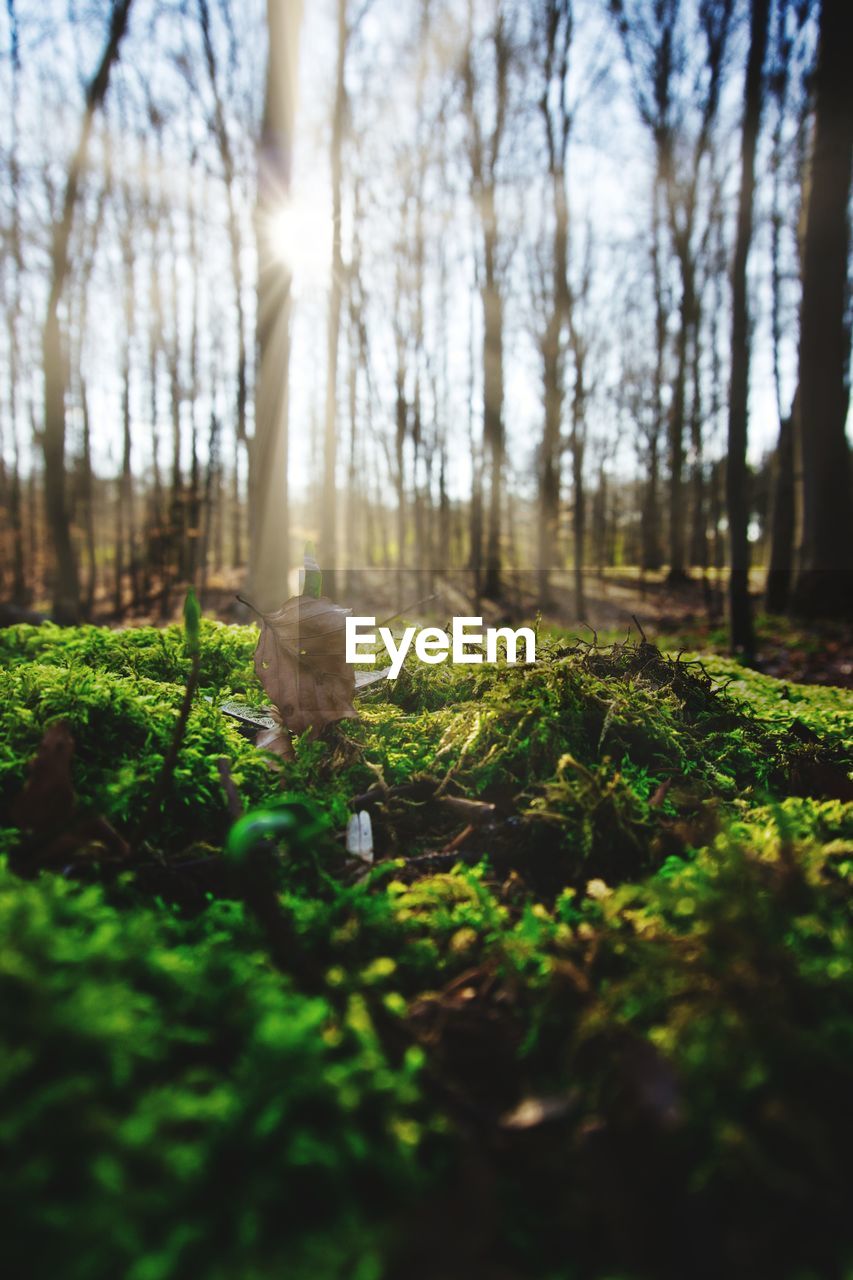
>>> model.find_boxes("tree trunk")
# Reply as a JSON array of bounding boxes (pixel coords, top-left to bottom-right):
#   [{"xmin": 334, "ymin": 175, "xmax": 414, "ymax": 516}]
[
  {"xmin": 538, "ymin": 368, "xmax": 561, "ymax": 608},
  {"xmin": 466, "ymin": 302, "xmax": 483, "ymax": 601},
  {"xmin": 6, "ymin": 21, "xmax": 26, "ymax": 607},
  {"xmin": 667, "ymin": 245, "xmax": 694, "ymax": 584},
  {"xmin": 199, "ymin": 411, "xmax": 220, "ymax": 602},
  {"xmin": 8, "ymin": 450, "xmax": 26, "ymax": 606},
  {"xmin": 198, "ymin": 0, "xmax": 248, "ymax": 580},
  {"xmin": 569, "ymin": 327, "xmax": 586, "ymax": 619},
  {"xmin": 593, "ymin": 468, "xmax": 607, "ymax": 581},
  {"xmin": 412, "ymin": 390, "xmax": 425, "ymax": 579},
  {"xmin": 319, "ymin": 0, "xmax": 346, "ymax": 597},
  {"xmin": 790, "ymin": 0, "xmax": 853, "ymax": 615},
  {"xmin": 115, "ymin": 357, "xmax": 133, "ymax": 615},
  {"xmin": 726, "ymin": 0, "xmax": 769, "ymax": 659},
  {"xmin": 80, "ymin": 380, "xmax": 97, "ymax": 616},
  {"xmin": 164, "ymin": 225, "xmax": 183, "ymax": 618},
  {"xmin": 116, "ymin": 181, "xmax": 136, "ymax": 615},
  {"xmin": 394, "ymin": 349, "xmax": 407, "ymax": 607},
  {"xmin": 41, "ymin": 0, "xmax": 133, "ymax": 623},
  {"xmin": 145, "ymin": 133, "xmax": 164, "ymax": 605},
  {"xmin": 643, "ymin": 177, "xmax": 665, "ymax": 573},
  {"xmin": 538, "ymin": 163, "xmax": 568, "ymax": 609},
  {"xmin": 481, "ymin": 220, "xmax": 504, "ymax": 601},
  {"xmin": 27, "ymin": 439, "xmax": 40, "ymax": 600},
  {"xmin": 766, "ymin": 403, "xmax": 796, "ymax": 613},
  {"xmin": 571, "ymin": 427, "xmax": 585, "ymax": 620},
  {"xmin": 688, "ymin": 320, "xmax": 707, "ymax": 570},
  {"xmin": 344, "ymin": 299, "xmax": 360, "ymax": 595},
  {"xmin": 438, "ymin": 446, "xmax": 451, "ymax": 579},
  {"xmin": 5, "ymin": 315, "xmax": 26, "ymax": 610},
  {"xmin": 463, "ymin": 4, "xmax": 509, "ymax": 604},
  {"xmin": 250, "ymin": 0, "xmax": 303, "ymax": 612},
  {"xmin": 186, "ymin": 171, "xmax": 201, "ymax": 590},
  {"xmin": 231, "ymin": 443, "xmax": 243, "ymax": 570}
]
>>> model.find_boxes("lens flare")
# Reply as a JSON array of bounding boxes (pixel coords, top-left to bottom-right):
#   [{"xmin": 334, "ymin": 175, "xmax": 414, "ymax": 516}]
[{"xmin": 266, "ymin": 192, "xmax": 332, "ymax": 294}]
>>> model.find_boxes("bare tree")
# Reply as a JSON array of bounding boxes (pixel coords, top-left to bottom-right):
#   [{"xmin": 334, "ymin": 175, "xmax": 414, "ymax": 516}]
[
  {"xmin": 73, "ymin": 142, "xmax": 111, "ymax": 617},
  {"xmin": 790, "ymin": 0, "xmax": 853, "ymax": 615},
  {"xmin": 567, "ymin": 242, "xmax": 592, "ymax": 619},
  {"xmin": 142, "ymin": 122, "xmax": 166, "ymax": 604},
  {"xmin": 726, "ymin": 0, "xmax": 770, "ymax": 658},
  {"xmin": 319, "ymin": 0, "xmax": 349, "ymax": 596},
  {"xmin": 4, "ymin": 0, "xmax": 27, "ymax": 605},
  {"xmin": 764, "ymin": 1, "xmax": 804, "ymax": 615},
  {"xmin": 198, "ymin": 0, "xmax": 249, "ymax": 573},
  {"xmin": 462, "ymin": 0, "xmax": 513, "ymax": 600},
  {"xmin": 533, "ymin": 0, "xmax": 573, "ymax": 609},
  {"xmin": 115, "ymin": 128, "xmax": 139, "ymax": 613},
  {"xmin": 41, "ymin": 0, "xmax": 134, "ymax": 622},
  {"xmin": 612, "ymin": 0, "xmax": 733, "ymax": 583},
  {"xmin": 250, "ymin": 0, "xmax": 303, "ymax": 611}
]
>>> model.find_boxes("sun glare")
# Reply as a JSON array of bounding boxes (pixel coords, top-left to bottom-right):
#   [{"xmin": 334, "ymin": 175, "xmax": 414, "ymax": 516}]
[{"xmin": 267, "ymin": 192, "xmax": 333, "ymax": 294}]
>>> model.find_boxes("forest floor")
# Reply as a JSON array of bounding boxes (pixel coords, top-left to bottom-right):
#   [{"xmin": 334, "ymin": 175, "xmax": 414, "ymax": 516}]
[
  {"xmin": 11, "ymin": 562, "xmax": 847, "ymax": 687},
  {"xmin": 1, "ymin": 609, "xmax": 851, "ymax": 1279},
  {"xmin": 219, "ymin": 568, "xmax": 851, "ymax": 692}
]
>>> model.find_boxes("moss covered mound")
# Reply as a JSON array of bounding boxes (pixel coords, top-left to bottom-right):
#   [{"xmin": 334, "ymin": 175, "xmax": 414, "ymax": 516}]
[{"xmin": 1, "ymin": 621, "xmax": 852, "ymax": 1279}]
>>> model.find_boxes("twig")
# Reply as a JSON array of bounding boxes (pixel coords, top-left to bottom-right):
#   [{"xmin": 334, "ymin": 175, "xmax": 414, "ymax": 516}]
[
  {"xmin": 402, "ymin": 847, "xmax": 483, "ymax": 870},
  {"xmin": 237, "ymin": 591, "xmax": 438, "ymax": 631},
  {"xmin": 440, "ymin": 823, "xmax": 475, "ymax": 853},
  {"xmin": 132, "ymin": 650, "xmax": 200, "ymax": 848},
  {"xmin": 217, "ymin": 757, "xmax": 244, "ymax": 820},
  {"xmin": 375, "ymin": 593, "xmax": 438, "ymax": 628},
  {"xmin": 631, "ymin": 613, "xmax": 648, "ymax": 643},
  {"xmin": 235, "ymin": 592, "xmax": 263, "ymax": 619}
]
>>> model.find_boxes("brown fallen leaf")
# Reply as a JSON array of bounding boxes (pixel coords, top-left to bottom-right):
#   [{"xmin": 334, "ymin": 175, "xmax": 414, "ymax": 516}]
[
  {"xmin": 253, "ymin": 594, "xmax": 357, "ymax": 741},
  {"xmin": 648, "ymin": 778, "xmax": 672, "ymax": 809},
  {"xmin": 218, "ymin": 669, "xmax": 389, "ymax": 741},
  {"xmin": 11, "ymin": 721, "xmax": 76, "ymax": 833},
  {"xmin": 255, "ymin": 712, "xmax": 296, "ymax": 761},
  {"xmin": 10, "ymin": 722, "xmax": 129, "ymax": 870}
]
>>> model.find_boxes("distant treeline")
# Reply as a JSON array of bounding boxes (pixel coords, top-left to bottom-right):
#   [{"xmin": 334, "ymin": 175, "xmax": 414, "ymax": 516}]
[{"xmin": 0, "ymin": 0, "xmax": 850, "ymax": 643}]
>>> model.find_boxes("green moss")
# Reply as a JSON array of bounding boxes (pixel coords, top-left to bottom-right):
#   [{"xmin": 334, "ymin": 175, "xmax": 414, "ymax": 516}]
[
  {"xmin": 0, "ymin": 619, "xmax": 258, "ymax": 691},
  {"xmin": 684, "ymin": 651, "xmax": 853, "ymax": 752},
  {"xmin": 0, "ymin": 862, "xmax": 434, "ymax": 1280},
  {"xmin": 0, "ymin": 621, "xmax": 851, "ymax": 1278},
  {"xmin": 0, "ymin": 660, "xmax": 275, "ymax": 848}
]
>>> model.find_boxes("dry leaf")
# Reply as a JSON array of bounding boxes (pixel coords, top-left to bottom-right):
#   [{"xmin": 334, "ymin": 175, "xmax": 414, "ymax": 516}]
[
  {"xmin": 10, "ymin": 722, "xmax": 129, "ymax": 868},
  {"xmin": 255, "ymin": 712, "xmax": 296, "ymax": 761},
  {"xmin": 11, "ymin": 722, "xmax": 76, "ymax": 832},
  {"xmin": 649, "ymin": 778, "xmax": 672, "ymax": 809},
  {"xmin": 254, "ymin": 595, "xmax": 357, "ymax": 738}
]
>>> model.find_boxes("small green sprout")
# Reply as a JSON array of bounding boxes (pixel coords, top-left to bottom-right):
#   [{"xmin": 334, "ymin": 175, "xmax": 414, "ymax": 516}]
[{"xmin": 184, "ymin": 586, "xmax": 201, "ymax": 657}]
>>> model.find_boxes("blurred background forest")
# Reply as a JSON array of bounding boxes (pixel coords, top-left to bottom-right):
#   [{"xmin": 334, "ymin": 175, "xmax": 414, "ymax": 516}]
[{"xmin": 0, "ymin": 0, "xmax": 851, "ymax": 658}]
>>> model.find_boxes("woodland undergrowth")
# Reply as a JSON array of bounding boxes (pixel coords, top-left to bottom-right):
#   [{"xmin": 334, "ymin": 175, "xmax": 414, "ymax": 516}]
[{"xmin": 0, "ymin": 619, "xmax": 851, "ymax": 1280}]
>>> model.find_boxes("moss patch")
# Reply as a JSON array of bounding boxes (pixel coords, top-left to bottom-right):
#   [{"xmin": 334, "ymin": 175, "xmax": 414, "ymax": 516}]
[{"xmin": 0, "ymin": 621, "xmax": 851, "ymax": 1279}]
